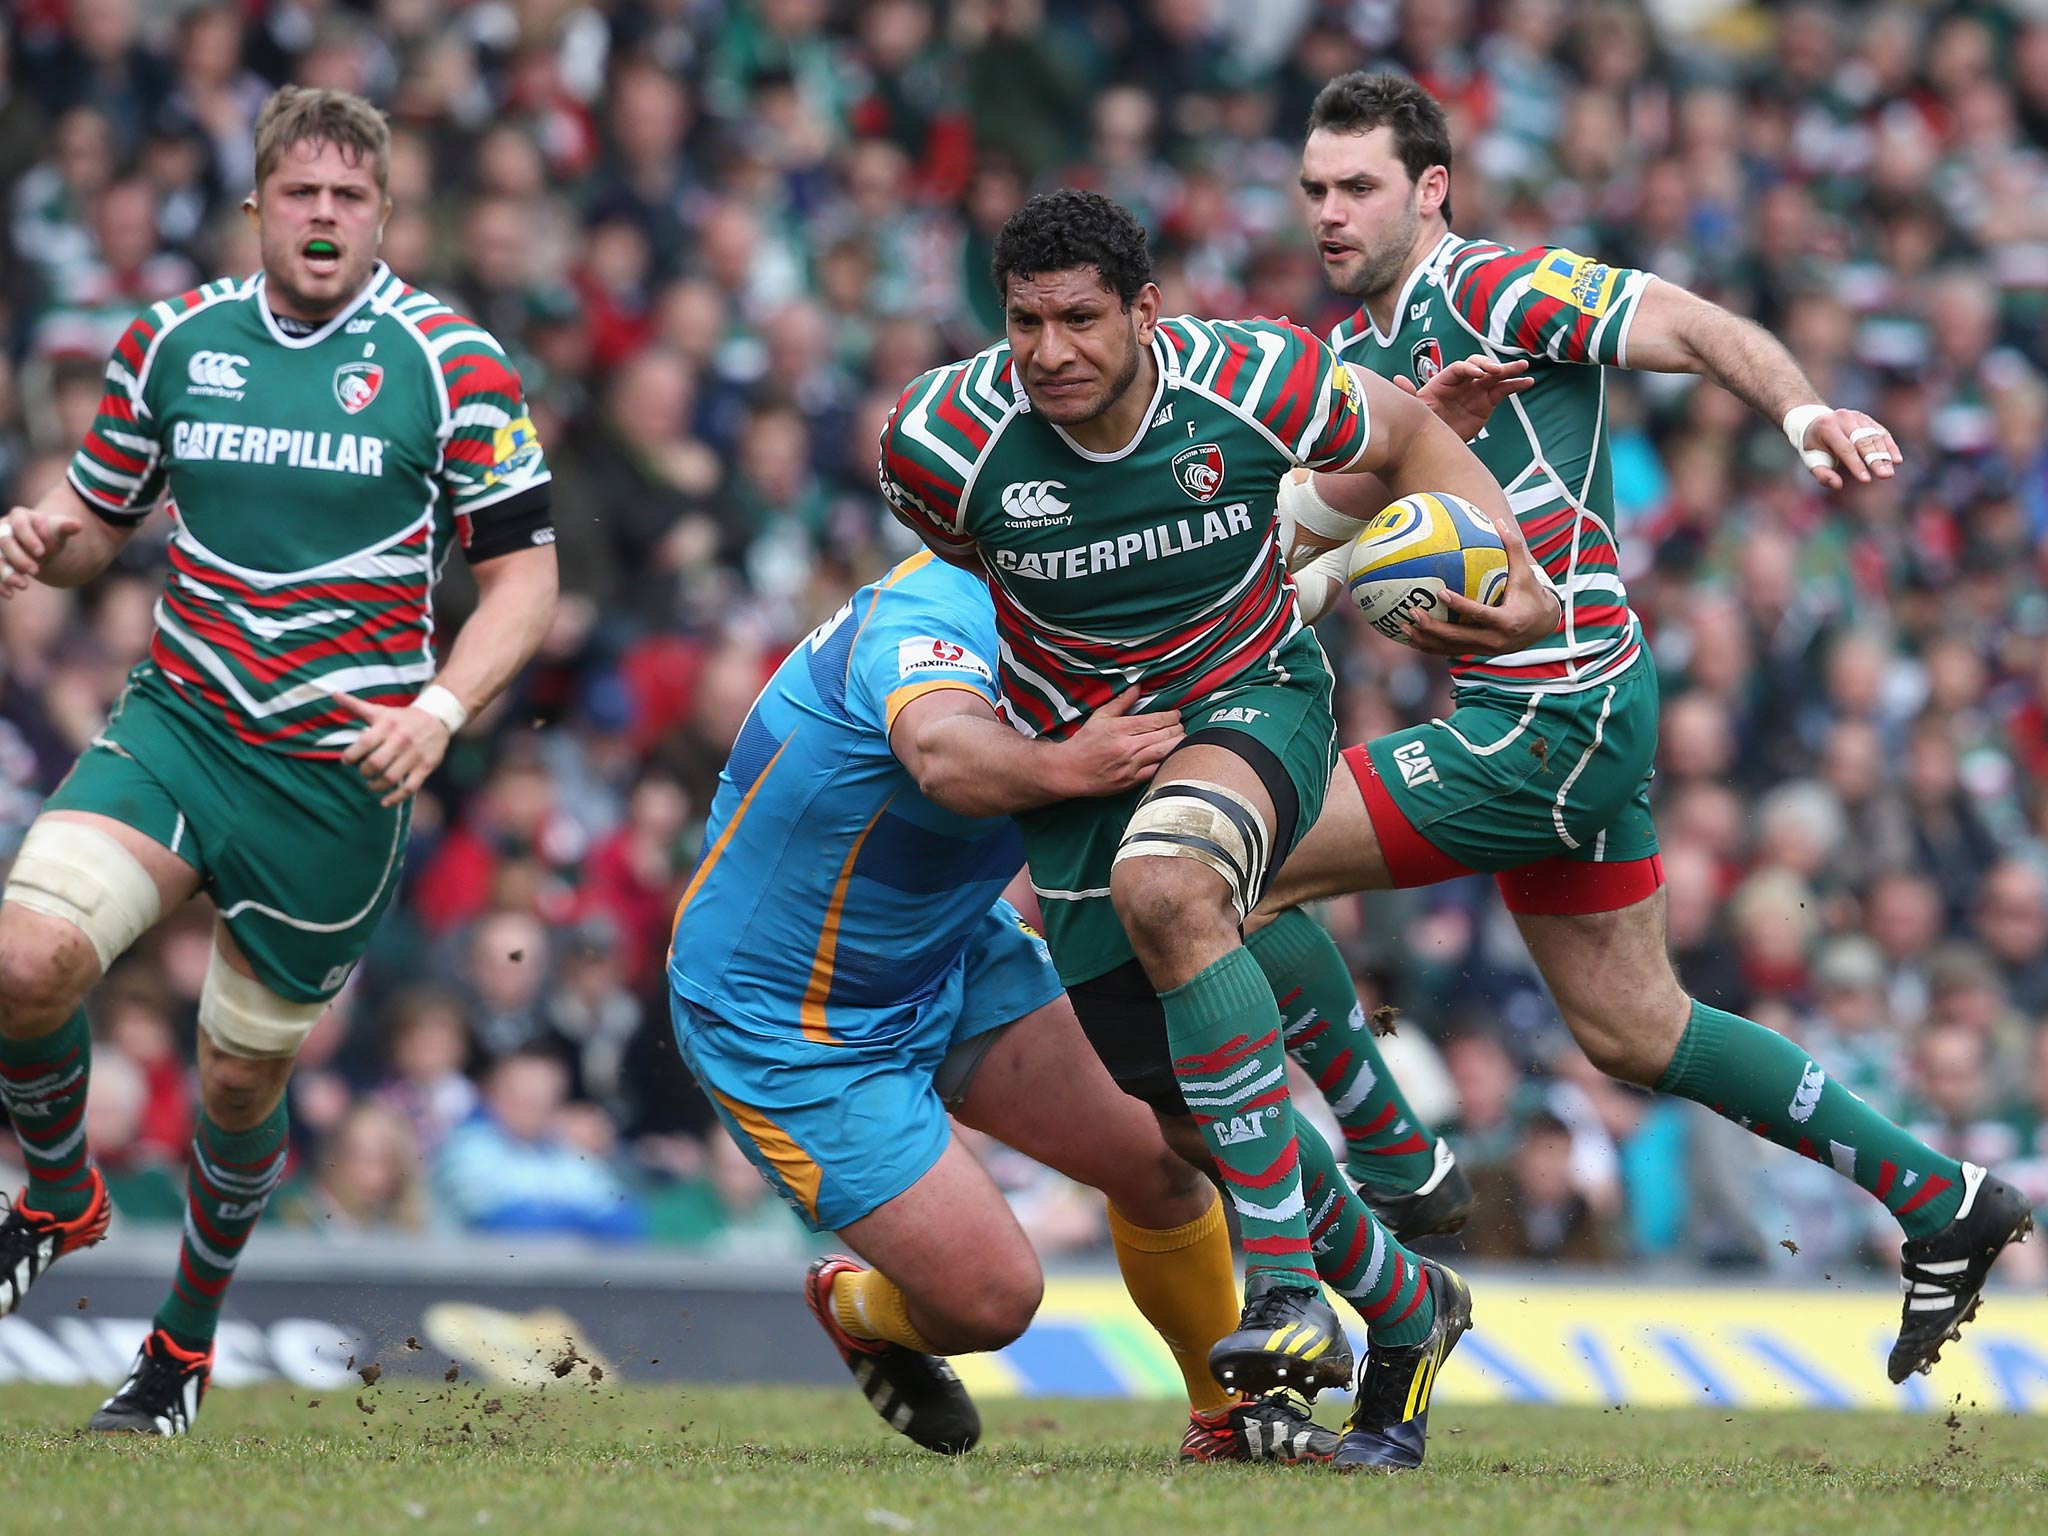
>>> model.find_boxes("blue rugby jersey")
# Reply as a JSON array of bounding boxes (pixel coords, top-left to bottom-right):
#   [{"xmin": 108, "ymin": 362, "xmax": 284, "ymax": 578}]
[{"xmin": 668, "ymin": 552, "xmax": 1026, "ymax": 1045}]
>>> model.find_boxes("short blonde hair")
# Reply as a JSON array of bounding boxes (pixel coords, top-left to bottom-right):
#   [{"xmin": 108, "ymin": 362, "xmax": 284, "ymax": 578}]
[{"xmin": 251, "ymin": 85, "xmax": 389, "ymax": 196}]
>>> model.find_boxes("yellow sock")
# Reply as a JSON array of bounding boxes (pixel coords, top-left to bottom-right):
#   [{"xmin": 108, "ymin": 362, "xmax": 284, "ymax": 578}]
[
  {"xmin": 832, "ymin": 1266, "xmax": 935, "ymax": 1353},
  {"xmin": 1109, "ymin": 1191, "xmax": 1237, "ymax": 1414}
]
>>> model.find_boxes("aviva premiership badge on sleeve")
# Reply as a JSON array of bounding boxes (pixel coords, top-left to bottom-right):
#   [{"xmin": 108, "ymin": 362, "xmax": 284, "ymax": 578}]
[{"xmin": 1530, "ymin": 249, "xmax": 1617, "ymax": 316}]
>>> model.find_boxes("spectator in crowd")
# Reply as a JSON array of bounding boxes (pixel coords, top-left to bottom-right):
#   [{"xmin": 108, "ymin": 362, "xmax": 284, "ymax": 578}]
[
  {"xmin": 434, "ymin": 1048, "xmax": 645, "ymax": 1242},
  {"xmin": 283, "ymin": 1103, "xmax": 429, "ymax": 1235},
  {"xmin": 1461, "ymin": 1111, "xmax": 1616, "ymax": 1265},
  {"xmin": 375, "ymin": 986, "xmax": 479, "ymax": 1159}
]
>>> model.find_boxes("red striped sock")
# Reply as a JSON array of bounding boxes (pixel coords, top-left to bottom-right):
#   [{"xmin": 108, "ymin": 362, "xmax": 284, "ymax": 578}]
[
  {"xmin": 155, "ymin": 1103, "xmax": 289, "ymax": 1349},
  {"xmin": 0, "ymin": 1009, "xmax": 97, "ymax": 1219},
  {"xmin": 1165, "ymin": 950, "xmax": 1318, "ymax": 1285}
]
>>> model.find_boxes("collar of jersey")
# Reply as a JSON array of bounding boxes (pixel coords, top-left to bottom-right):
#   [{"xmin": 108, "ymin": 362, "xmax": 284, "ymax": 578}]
[
  {"xmin": 1045, "ymin": 330, "xmax": 1173, "ymax": 463},
  {"xmin": 253, "ymin": 261, "xmax": 389, "ymax": 350},
  {"xmin": 1356, "ymin": 231, "xmax": 1461, "ymax": 348}
]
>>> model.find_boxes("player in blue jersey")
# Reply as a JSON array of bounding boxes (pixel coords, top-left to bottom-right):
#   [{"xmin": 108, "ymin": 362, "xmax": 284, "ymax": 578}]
[{"xmin": 668, "ymin": 551, "xmax": 1338, "ymax": 1463}]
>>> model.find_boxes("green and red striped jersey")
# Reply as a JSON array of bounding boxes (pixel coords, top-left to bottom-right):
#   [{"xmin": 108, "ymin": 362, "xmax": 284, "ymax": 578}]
[
  {"xmin": 1331, "ymin": 233, "xmax": 1651, "ymax": 693},
  {"xmin": 68, "ymin": 263, "xmax": 553, "ymax": 756},
  {"xmin": 878, "ymin": 315, "xmax": 1369, "ymax": 737}
]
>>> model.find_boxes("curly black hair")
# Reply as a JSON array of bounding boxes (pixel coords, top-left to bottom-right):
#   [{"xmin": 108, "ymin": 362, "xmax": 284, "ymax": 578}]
[{"xmin": 990, "ymin": 189, "xmax": 1154, "ymax": 307}]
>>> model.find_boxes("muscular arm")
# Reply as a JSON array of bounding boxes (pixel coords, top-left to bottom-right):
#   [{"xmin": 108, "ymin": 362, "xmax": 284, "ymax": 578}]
[
  {"xmin": 890, "ymin": 686, "xmax": 1181, "ymax": 818},
  {"xmin": 0, "ymin": 481, "xmax": 140, "ymax": 597},
  {"xmin": 1622, "ymin": 279, "xmax": 1819, "ymax": 422},
  {"xmin": 338, "ymin": 541, "xmax": 558, "ymax": 806},
  {"xmin": 1617, "ymin": 279, "xmax": 1900, "ymax": 489},
  {"xmin": 428, "ymin": 542, "xmax": 559, "ymax": 717}
]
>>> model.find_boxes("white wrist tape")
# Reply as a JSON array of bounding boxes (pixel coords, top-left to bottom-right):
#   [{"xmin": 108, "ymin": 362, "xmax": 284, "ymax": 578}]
[
  {"xmin": 1275, "ymin": 469, "xmax": 1369, "ymax": 567},
  {"xmin": 411, "ymin": 682, "xmax": 470, "ymax": 733},
  {"xmin": 1292, "ymin": 544, "xmax": 1354, "ymax": 624},
  {"xmin": 1782, "ymin": 403, "xmax": 1835, "ymax": 470}
]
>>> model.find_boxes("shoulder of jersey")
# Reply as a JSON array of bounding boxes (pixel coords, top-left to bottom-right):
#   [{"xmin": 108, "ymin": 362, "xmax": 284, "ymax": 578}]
[
  {"xmin": 891, "ymin": 549, "xmax": 988, "ymax": 607},
  {"xmin": 115, "ymin": 277, "xmax": 252, "ymax": 370},
  {"xmin": 372, "ymin": 276, "xmax": 511, "ymax": 363},
  {"xmin": 369, "ymin": 275, "xmax": 531, "ymax": 418},
  {"xmin": 1158, "ymin": 313, "xmax": 1324, "ymax": 392},
  {"xmin": 1437, "ymin": 237, "xmax": 1525, "ymax": 313},
  {"xmin": 881, "ymin": 343, "xmax": 1020, "ymax": 502},
  {"xmin": 1159, "ymin": 313, "xmax": 1345, "ymax": 457}
]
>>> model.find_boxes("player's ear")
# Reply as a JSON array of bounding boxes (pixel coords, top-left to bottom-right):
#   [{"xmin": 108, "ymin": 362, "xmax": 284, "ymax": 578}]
[
  {"xmin": 379, "ymin": 195, "xmax": 393, "ymax": 243},
  {"xmin": 1418, "ymin": 164, "xmax": 1450, "ymax": 221},
  {"xmin": 240, "ymin": 193, "xmax": 259, "ymax": 233},
  {"xmin": 1131, "ymin": 281, "xmax": 1163, "ymax": 342}
]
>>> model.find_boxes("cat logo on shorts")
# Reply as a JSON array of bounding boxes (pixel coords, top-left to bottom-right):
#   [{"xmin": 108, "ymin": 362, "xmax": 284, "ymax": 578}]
[
  {"xmin": 1411, "ymin": 337, "xmax": 1444, "ymax": 385},
  {"xmin": 1172, "ymin": 443, "xmax": 1226, "ymax": 502},
  {"xmin": 1392, "ymin": 740, "xmax": 1440, "ymax": 789},
  {"xmin": 333, "ymin": 361, "xmax": 384, "ymax": 414}
]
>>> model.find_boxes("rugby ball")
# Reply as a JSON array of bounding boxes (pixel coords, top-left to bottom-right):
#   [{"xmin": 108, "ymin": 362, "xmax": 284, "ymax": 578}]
[{"xmin": 1346, "ymin": 492, "xmax": 1508, "ymax": 645}]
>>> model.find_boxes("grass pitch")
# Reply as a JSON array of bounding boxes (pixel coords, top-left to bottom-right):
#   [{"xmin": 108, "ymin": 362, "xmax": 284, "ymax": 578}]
[{"xmin": 3, "ymin": 1381, "xmax": 2044, "ymax": 1536}]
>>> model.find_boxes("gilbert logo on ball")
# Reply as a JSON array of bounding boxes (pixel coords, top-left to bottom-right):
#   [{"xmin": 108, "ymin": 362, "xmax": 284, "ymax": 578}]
[{"xmin": 1346, "ymin": 492, "xmax": 1508, "ymax": 645}]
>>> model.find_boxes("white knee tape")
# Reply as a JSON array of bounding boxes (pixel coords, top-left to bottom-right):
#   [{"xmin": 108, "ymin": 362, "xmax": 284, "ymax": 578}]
[
  {"xmin": 2, "ymin": 819, "xmax": 163, "ymax": 972},
  {"xmin": 1112, "ymin": 781, "xmax": 1273, "ymax": 919},
  {"xmin": 199, "ymin": 948, "xmax": 324, "ymax": 1058}
]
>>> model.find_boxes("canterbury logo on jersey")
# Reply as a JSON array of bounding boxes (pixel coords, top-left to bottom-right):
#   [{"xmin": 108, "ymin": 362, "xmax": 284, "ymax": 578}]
[
  {"xmin": 170, "ymin": 420, "xmax": 386, "ymax": 476},
  {"xmin": 187, "ymin": 350, "xmax": 250, "ymax": 398},
  {"xmin": 991, "ymin": 503, "xmax": 1254, "ymax": 580},
  {"xmin": 1000, "ymin": 479, "xmax": 1072, "ymax": 526}
]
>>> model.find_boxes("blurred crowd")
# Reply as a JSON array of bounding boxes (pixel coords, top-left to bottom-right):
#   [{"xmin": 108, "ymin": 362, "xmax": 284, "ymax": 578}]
[{"xmin": 1, "ymin": 0, "xmax": 2047, "ymax": 1277}]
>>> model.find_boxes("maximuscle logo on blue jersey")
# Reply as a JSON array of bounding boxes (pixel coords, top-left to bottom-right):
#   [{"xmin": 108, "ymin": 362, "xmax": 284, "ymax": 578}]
[{"xmin": 949, "ymin": 1276, "xmax": 2048, "ymax": 1413}]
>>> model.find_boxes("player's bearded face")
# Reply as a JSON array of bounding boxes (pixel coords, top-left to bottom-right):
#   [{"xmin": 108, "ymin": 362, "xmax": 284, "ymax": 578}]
[
  {"xmin": 1303, "ymin": 127, "xmax": 1426, "ymax": 301},
  {"xmin": 246, "ymin": 138, "xmax": 389, "ymax": 322},
  {"xmin": 1005, "ymin": 270, "xmax": 1153, "ymax": 426}
]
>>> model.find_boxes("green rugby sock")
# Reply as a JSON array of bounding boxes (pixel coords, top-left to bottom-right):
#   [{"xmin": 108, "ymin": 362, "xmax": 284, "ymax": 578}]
[
  {"xmin": 1658, "ymin": 999, "xmax": 1966, "ymax": 1239},
  {"xmin": 155, "ymin": 1101, "xmax": 290, "ymax": 1350},
  {"xmin": 1296, "ymin": 1108, "xmax": 1435, "ymax": 1347},
  {"xmin": 0, "ymin": 1009, "xmax": 97, "ymax": 1219},
  {"xmin": 1162, "ymin": 949, "xmax": 1318, "ymax": 1285},
  {"xmin": 1247, "ymin": 910, "xmax": 1438, "ymax": 1190}
]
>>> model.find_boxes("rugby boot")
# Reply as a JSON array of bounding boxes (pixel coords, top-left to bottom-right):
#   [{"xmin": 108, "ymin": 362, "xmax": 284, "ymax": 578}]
[
  {"xmin": 1335, "ymin": 1257, "xmax": 1472, "ymax": 1472},
  {"xmin": 804, "ymin": 1254, "xmax": 980, "ymax": 1454},
  {"xmin": 1888, "ymin": 1163, "xmax": 2034, "ymax": 1383},
  {"xmin": 0, "ymin": 1167, "xmax": 111, "ymax": 1316},
  {"xmin": 1207, "ymin": 1270, "xmax": 1354, "ymax": 1396},
  {"xmin": 1180, "ymin": 1388, "xmax": 1340, "ymax": 1464},
  {"xmin": 89, "ymin": 1328, "xmax": 211, "ymax": 1436},
  {"xmin": 1357, "ymin": 1139, "xmax": 1473, "ymax": 1243}
]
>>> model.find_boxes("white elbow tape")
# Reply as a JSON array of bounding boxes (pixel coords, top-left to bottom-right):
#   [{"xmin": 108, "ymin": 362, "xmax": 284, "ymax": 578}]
[
  {"xmin": 2, "ymin": 818, "xmax": 162, "ymax": 972},
  {"xmin": 199, "ymin": 945, "xmax": 327, "ymax": 1059},
  {"xmin": 410, "ymin": 682, "xmax": 469, "ymax": 733},
  {"xmin": 1292, "ymin": 543, "xmax": 1354, "ymax": 624},
  {"xmin": 1781, "ymin": 403, "xmax": 1835, "ymax": 469},
  {"xmin": 1275, "ymin": 469, "xmax": 1369, "ymax": 560}
]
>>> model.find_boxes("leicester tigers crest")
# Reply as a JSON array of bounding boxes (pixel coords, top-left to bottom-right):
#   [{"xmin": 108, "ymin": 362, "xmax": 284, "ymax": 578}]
[
  {"xmin": 333, "ymin": 361, "xmax": 384, "ymax": 415},
  {"xmin": 1411, "ymin": 337, "xmax": 1444, "ymax": 385},
  {"xmin": 1172, "ymin": 442, "xmax": 1226, "ymax": 502}
]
